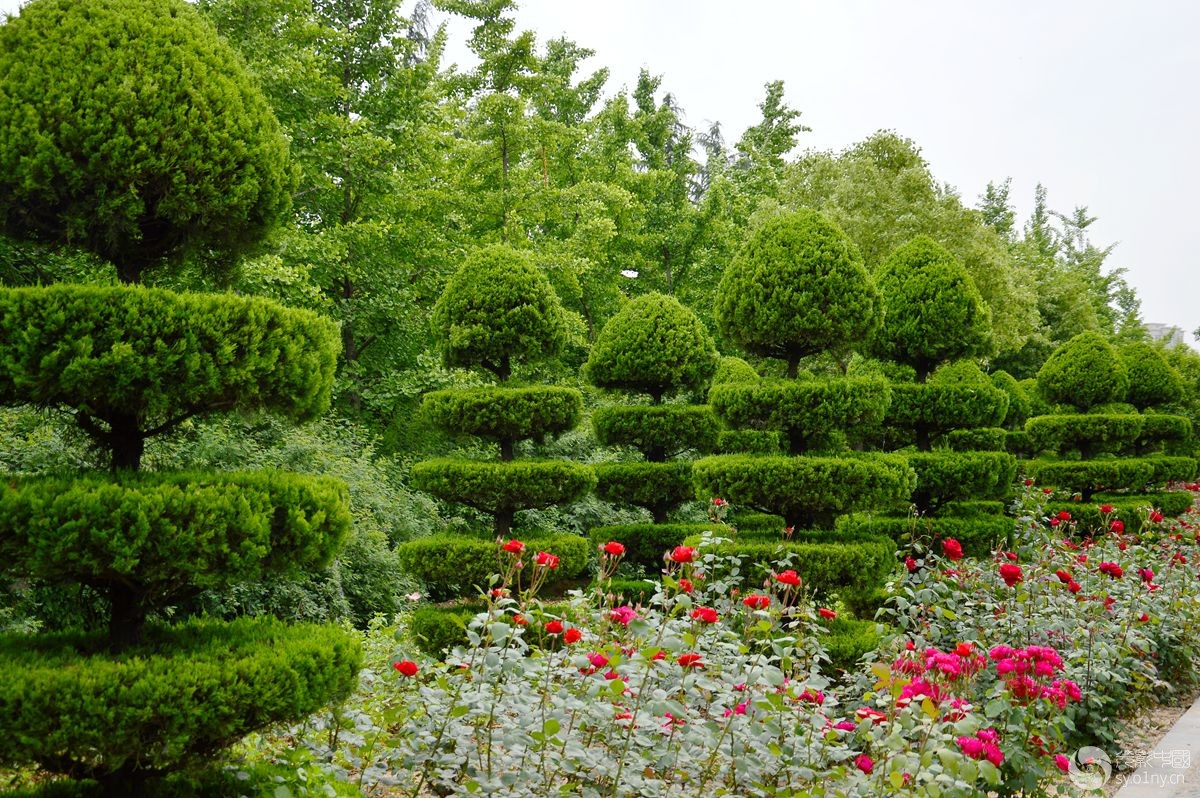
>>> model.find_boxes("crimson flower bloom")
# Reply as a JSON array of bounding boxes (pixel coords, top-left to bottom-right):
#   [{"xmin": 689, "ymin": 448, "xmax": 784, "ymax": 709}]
[
  {"xmin": 564, "ymin": 627, "xmax": 582, "ymax": 644},
  {"xmin": 1110, "ymin": 520, "xmax": 1125, "ymax": 534},
  {"xmin": 602, "ymin": 541, "xmax": 626, "ymax": 556},
  {"xmin": 999, "ymin": 563, "xmax": 1024, "ymax": 586},
  {"xmin": 1055, "ymin": 569, "xmax": 1072, "ymax": 583},
  {"xmin": 534, "ymin": 551, "xmax": 559, "ymax": 569},
  {"xmin": 1057, "ymin": 511, "xmax": 1072, "ymax": 522},
  {"xmin": 669, "ymin": 545, "xmax": 696, "ymax": 564},
  {"xmin": 679, "ymin": 577, "xmax": 694, "ymax": 593},
  {"xmin": 818, "ymin": 608, "xmax": 837, "ymax": 620},
  {"xmin": 677, "ymin": 653, "xmax": 704, "ymax": 668},
  {"xmin": 691, "ymin": 606, "xmax": 719, "ymax": 624},
  {"xmin": 855, "ymin": 754, "xmax": 874, "ymax": 774},
  {"xmin": 743, "ymin": 594, "xmax": 770, "ymax": 610},
  {"xmin": 502, "ymin": 539, "xmax": 525, "ymax": 555},
  {"xmin": 1150, "ymin": 510, "xmax": 1164, "ymax": 523},
  {"xmin": 544, "ymin": 620, "xmax": 564, "ymax": 635},
  {"xmin": 394, "ymin": 660, "xmax": 418, "ymax": 677},
  {"xmin": 1100, "ymin": 504, "xmax": 1114, "ymax": 514},
  {"xmin": 942, "ymin": 538, "xmax": 964, "ymax": 561},
  {"xmin": 905, "ymin": 556, "xmax": 918, "ymax": 572},
  {"xmin": 776, "ymin": 569, "xmax": 802, "ymax": 586},
  {"xmin": 1098, "ymin": 562, "xmax": 1124, "ymax": 578}
]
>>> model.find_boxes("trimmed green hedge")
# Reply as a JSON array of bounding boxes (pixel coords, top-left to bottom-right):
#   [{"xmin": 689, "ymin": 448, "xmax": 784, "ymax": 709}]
[
  {"xmin": 709, "ymin": 378, "xmax": 890, "ymax": 452},
  {"xmin": 421, "ymin": 386, "xmax": 583, "ymax": 442},
  {"xmin": 731, "ymin": 513, "xmax": 788, "ymax": 534},
  {"xmin": 410, "ymin": 459, "xmax": 595, "ymax": 515},
  {"xmin": 712, "ymin": 356, "xmax": 760, "ymax": 385},
  {"xmin": 907, "ymin": 450, "xmax": 1019, "ymax": 511},
  {"xmin": 941, "ymin": 500, "xmax": 1008, "ymax": 518},
  {"xmin": 396, "ymin": 532, "xmax": 591, "ymax": 601},
  {"xmin": 592, "ymin": 404, "xmax": 720, "ymax": 458},
  {"xmin": 991, "ymin": 370, "xmax": 1031, "ymax": 429},
  {"xmin": 584, "ymin": 292, "xmax": 717, "ymax": 401},
  {"xmin": 0, "ymin": 285, "xmax": 338, "ymax": 425},
  {"xmin": 1024, "ymin": 459, "xmax": 1158, "ymax": 497},
  {"xmin": 1037, "ymin": 332, "xmax": 1128, "ymax": 412},
  {"xmin": 1121, "ymin": 342, "xmax": 1184, "ymax": 410},
  {"xmin": 940, "ymin": 427, "xmax": 1008, "ymax": 452},
  {"xmin": 838, "ymin": 513, "xmax": 1011, "ymax": 559},
  {"xmin": 594, "ymin": 462, "xmax": 694, "ymax": 516},
  {"xmin": 587, "ymin": 523, "xmax": 713, "ymax": 569},
  {"xmin": 717, "ymin": 428, "xmax": 782, "ymax": 454},
  {"xmin": 1025, "ymin": 414, "xmax": 1144, "ymax": 455},
  {"xmin": 1144, "ymin": 456, "xmax": 1199, "ymax": 485},
  {"xmin": 0, "ymin": 471, "xmax": 350, "ymax": 597},
  {"xmin": 1138, "ymin": 414, "xmax": 1193, "ymax": 447},
  {"xmin": 1006, "ymin": 430, "xmax": 1033, "ymax": 457},
  {"xmin": 692, "ymin": 453, "xmax": 916, "ymax": 528},
  {"xmin": 410, "ymin": 604, "xmax": 486, "ymax": 656},
  {"xmin": 0, "ymin": 617, "xmax": 360, "ymax": 778},
  {"xmin": 1045, "ymin": 492, "xmax": 1193, "ymax": 535},
  {"xmin": 886, "ymin": 383, "xmax": 1009, "ymax": 437},
  {"xmin": 823, "ymin": 618, "xmax": 887, "ymax": 673}
]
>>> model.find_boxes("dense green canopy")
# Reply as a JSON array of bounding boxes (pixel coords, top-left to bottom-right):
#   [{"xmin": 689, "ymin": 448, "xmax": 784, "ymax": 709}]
[
  {"xmin": 0, "ymin": 0, "xmax": 294, "ymax": 282},
  {"xmin": 1037, "ymin": 332, "xmax": 1128, "ymax": 412},
  {"xmin": 1121, "ymin": 342, "xmax": 1184, "ymax": 410}
]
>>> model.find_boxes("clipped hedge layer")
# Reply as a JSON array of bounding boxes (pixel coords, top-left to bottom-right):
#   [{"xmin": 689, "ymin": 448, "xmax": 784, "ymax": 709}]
[
  {"xmin": 421, "ymin": 386, "xmax": 583, "ymax": 442},
  {"xmin": 591, "ymin": 404, "xmax": 720, "ymax": 457},
  {"xmin": 410, "ymin": 459, "xmax": 595, "ymax": 514}
]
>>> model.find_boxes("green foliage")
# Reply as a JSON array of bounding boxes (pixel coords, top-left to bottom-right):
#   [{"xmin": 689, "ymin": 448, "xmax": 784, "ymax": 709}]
[
  {"xmin": 0, "ymin": 471, "xmax": 350, "ymax": 601},
  {"xmin": 594, "ymin": 462, "xmax": 694, "ymax": 517},
  {"xmin": 1024, "ymin": 459, "xmax": 1157, "ymax": 497},
  {"xmin": 1045, "ymin": 492, "xmax": 1194, "ymax": 535},
  {"xmin": 939, "ymin": 427, "xmax": 1008, "ymax": 451},
  {"xmin": 709, "ymin": 378, "xmax": 890, "ymax": 453},
  {"xmin": 410, "ymin": 459, "xmax": 595, "ymax": 516},
  {"xmin": 430, "ymin": 244, "xmax": 568, "ymax": 379},
  {"xmin": 410, "ymin": 604, "xmax": 486, "ymax": 657},
  {"xmin": 692, "ymin": 453, "xmax": 915, "ymax": 528},
  {"xmin": 1138, "ymin": 414, "xmax": 1193, "ymax": 448},
  {"xmin": 990, "ymin": 370, "xmax": 1031, "ymax": 429},
  {"xmin": 712, "ymin": 356, "xmax": 760, "ymax": 384},
  {"xmin": 823, "ymin": 618, "xmax": 885, "ymax": 673},
  {"xmin": 730, "ymin": 513, "xmax": 788, "ymax": 534},
  {"xmin": 717, "ymin": 428, "xmax": 782, "ymax": 454},
  {"xmin": 584, "ymin": 292, "xmax": 717, "ymax": 400},
  {"xmin": 1121, "ymin": 342, "xmax": 1184, "ymax": 410},
  {"xmin": 1144, "ymin": 456, "xmax": 1199, "ymax": 485},
  {"xmin": 0, "ymin": 284, "xmax": 339, "ymax": 430},
  {"xmin": 395, "ymin": 533, "xmax": 590, "ymax": 601},
  {"xmin": 591, "ymin": 404, "xmax": 720, "ymax": 459},
  {"xmin": 838, "ymin": 513, "xmax": 1010, "ymax": 559},
  {"xmin": 587, "ymin": 523, "xmax": 712, "ymax": 569},
  {"xmin": 422, "ymin": 386, "xmax": 583, "ymax": 442},
  {"xmin": 885, "ymin": 383, "xmax": 1009, "ymax": 438},
  {"xmin": 0, "ymin": 0, "xmax": 293, "ymax": 282},
  {"xmin": 1019, "ymin": 377, "xmax": 1054, "ymax": 417},
  {"xmin": 871, "ymin": 236, "xmax": 992, "ymax": 378},
  {"xmin": 906, "ymin": 451, "xmax": 1019, "ymax": 511},
  {"xmin": 1026, "ymin": 414, "xmax": 1144, "ymax": 456},
  {"xmin": 1037, "ymin": 332, "xmax": 1128, "ymax": 412},
  {"xmin": 0, "ymin": 617, "xmax": 360, "ymax": 778},
  {"xmin": 715, "ymin": 210, "xmax": 879, "ymax": 374}
]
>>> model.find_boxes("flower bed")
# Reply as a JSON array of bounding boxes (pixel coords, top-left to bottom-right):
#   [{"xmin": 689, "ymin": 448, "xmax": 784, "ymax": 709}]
[{"xmin": 117, "ymin": 482, "xmax": 1200, "ymax": 796}]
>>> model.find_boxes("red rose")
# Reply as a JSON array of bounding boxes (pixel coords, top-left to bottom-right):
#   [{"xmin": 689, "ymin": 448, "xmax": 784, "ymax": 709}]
[
  {"xmin": 394, "ymin": 660, "xmax": 419, "ymax": 677},
  {"xmin": 1067, "ymin": 580, "xmax": 1082, "ymax": 594},
  {"xmin": 677, "ymin": 653, "xmax": 704, "ymax": 668},
  {"xmin": 905, "ymin": 556, "xmax": 918, "ymax": 572},
  {"xmin": 999, "ymin": 563, "xmax": 1024, "ymax": 587},
  {"xmin": 818, "ymin": 608, "xmax": 837, "ymax": 620},
  {"xmin": 564, "ymin": 627, "xmax": 582, "ymax": 644},
  {"xmin": 743, "ymin": 594, "xmax": 770, "ymax": 610},
  {"xmin": 545, "ymin": 620, "xmax": 564, "ymax": 635},
  {"xmin": 1099, "ymin": 504, "xmax": 1114, "ymax": 514},
  {"xmin": 535, "ymin": 551, "xmax": 559, "ymax": 569},
  {"xmin": 1057, "ymin": 511, "xmax": 1072, "ymax": 522},
  {"xmin": 855, "ymin": 754, "xmax": 874, "ymax": 775},
  {"xmin": 669, "ymin": 545, "xmax": 696, "ymax": 563},
  {"xmin": 1098, "ymin": 562, "xmax": 1124, "ymax": 578},
  {"xmin": 1055, "ymin": 569, "xmax": 1072, "ymax": 583},
  {"xmin": 942, "ymin": 538, "xmax": 964, "ymax": 561},
  {"xmin": 602, "ymin": 541, "xmax": 626, "ymax": 556},
  {"xmin": 502, "ymin": 539, "xmax": 525, "ymax": 554},
  {"xmin": 679, "ymin": 577, "xmax": 694, "ymax": 593},
  {"xmin": 1150, "ymin": 510, "xmax": 1164, "ymax": 523},
  {"xmin": 776, "ymin": 569, "xmax": 802, "ymax": 586},
  {"xmin": 691, "ymin": 606, "xmax": 719, "ymax": 624},
  {"xmin": 1110, "ymin": 520, "xmax": 1125, "ymax": 534}
]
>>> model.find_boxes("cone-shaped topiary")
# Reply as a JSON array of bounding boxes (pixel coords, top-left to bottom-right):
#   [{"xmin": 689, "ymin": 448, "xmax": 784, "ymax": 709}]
[
  {"xmin": 0, "ymin": 0, "xmax": 294, "ymax": 284},
  {"xmin": 716, "ymin": 209, "xmax": 879, "ymax": 378},
  {"xmin": 406, "ymin": 244, "xmax": 592, "ymax": 600},
  {"xmin": 585, "ymin": 295, "xmax": 718, "ymax": 546},
  {"xmin": 697, "ymin": 212, "xmax": 909, "ymax": 607},
  {"xmin": 870, "ymin": 236, "xmax": 992, "ymax": 382},
  {"xmin": 1025, "ymin": 334, "xmax": 1195, "ymax": 505},
  {"xmin": 1120, "ymin": 342, "xmax": 1184, "ymax": 411},
  {"xmin": 0, "ymin": 6, "xmax": 358, "ymax": 790},
  {"xmin": 585, "ymin": 292, "xmax": 718, "ymax": 403}
]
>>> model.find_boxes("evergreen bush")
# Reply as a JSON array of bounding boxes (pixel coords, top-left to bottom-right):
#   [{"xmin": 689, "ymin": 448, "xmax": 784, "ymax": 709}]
[
  {"xmin": 1037, "ymin": 332, "xmax": 1128, "ymax": 412},
  {"xmin": 1121, "ymin": 342, "xmax": 1184, "ymax": 410}
]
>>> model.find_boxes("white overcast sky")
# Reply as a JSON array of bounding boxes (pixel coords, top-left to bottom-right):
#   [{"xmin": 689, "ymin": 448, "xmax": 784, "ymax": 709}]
[{"xmin": 2, "ymin": 0, "xmax": 1197, "ymax": 346}]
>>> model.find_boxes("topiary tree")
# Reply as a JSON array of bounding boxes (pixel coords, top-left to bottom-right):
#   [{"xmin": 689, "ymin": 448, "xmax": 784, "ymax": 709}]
[
  {"xmin": 1026, "ymin": 333, "xmax": 1195, "ymax": 512},
  {"xmin": 1120, "ymin": 342, "xmax": 1184, "ymax": 411},
  {"xmin": 0, "ymin": 0, "xmax": 294, "ymax": 284},
  {"xmin": 405, "ymin": 245, "xmax": 594, "ymax": 596},
  {"xmin": 583, "ymin": 294, "xmax": 719, "ymax": 563},
  {"xmin": 870, "ymin": 236, "xmax": 992, "ymax": 382},
  {"xmin": 0, "ymin": 3, "xmax": 357, "ymax": 791},
  {"xmin": 696, "ymin": 211, "xmax": 912, "ymax": 610},
  {"xmin": 716, "ymin": 209, "xmax": 879, "ymax": 379}
]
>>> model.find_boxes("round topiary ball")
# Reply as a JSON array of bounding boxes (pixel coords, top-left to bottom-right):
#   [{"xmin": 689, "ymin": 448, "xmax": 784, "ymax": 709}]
[
  {"xmin": 431, "ymin": 245, "xmax": 568, "ymax": 380},
  {"xmin": 713, "ymin": 356, "xmax": 760, "ymax": 385},
  {"xmin": 584, "ymin": 292, "xmax": 717, "ymax": 401},
  {"xmin": 0, "ymin": 0, "xmax": 294, "ymax": 283},
  {"xmin": 1120, "ymin": 342, "xmax": 1184, "ymax": 410},
  {"xmin": 871, "ymin": 236, "xmax": 992, "ymax": 380},
  {"xmin": 716, "ymin": 210, "xmax": 878, "ymax": 377},
  {"xmin": 989, "ymin": 370, "xmax": 1031, "ymax": 429},
  {"xmin": 1037, "ymin": 332, "xmax": 1128, "ymax": 412}
]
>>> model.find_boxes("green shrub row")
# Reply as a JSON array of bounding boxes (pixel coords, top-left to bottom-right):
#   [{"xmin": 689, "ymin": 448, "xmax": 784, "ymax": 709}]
[
  {"xmin": 0, "ymin": 284, "xmax": 338, "ymax": 425},
  {"xmin": 1025, "ymin": 457, "xmax": 1197, "ymax": 496},
  {"xmin": 837, "ymin": 513, "xmax": 1011, "ymax": 560},
  {"xmin": 822, "ymin": 618, "xmax": 887, "ymax": 673},
  {"xmin": 587, "ymin": 523, "xmax": 713, "ymax": 569},
  {"xmin": 885, "ymin": 383, "xmax": 1008, "ymax": 436},
  {"xmin": 410, "ymin": 459, "xmax": 596, "ymax": 515},
  {"xmin": 709, "ymin": 378, "xmax": 890, "ymax": 451},
  {"xmin": 717, "ymin": 428, "xmax": 781, "ymax": 454},
  {"xmin": 593, "ymin": 462, "xmax": 694, "ymax": 517},
  {"xmin": 1045, "ymin": 492, "xmax": 1195, "ymax": 534},
  {"xmin": 1025, "ymin": 414, "xmax": 1144, "ymax": 454},
  {"xmin": 0, "ymin": 471, "xmax": 351, "ymax": 597},
  {"xmin": 396, "ymin": 532, "xmax": 591, "ymax": 601},
  {"xmin": 0, "ymin": 617, "xmax": 361, "ymax": 777},
  {"xmin": 692, "ymin": 453, "xmax": 915, "ymax": 528},
  {"xmin": 591, "ymin": 404, "xmax": 720, "ymax": 458},
  {"xmin": 939, "ymin": 427, "xmax": 1008, "ymax": 452},
  {"xmin": 421, "ymin": 386, "xmax": 583, "ymax": 442},
  {"xmin": 906, "ymin": 450, "xmax": 1019, "ymax": 511},
  {"xmin": 410, "ymin": 604, "xmax": 487, "ymax": 657}
]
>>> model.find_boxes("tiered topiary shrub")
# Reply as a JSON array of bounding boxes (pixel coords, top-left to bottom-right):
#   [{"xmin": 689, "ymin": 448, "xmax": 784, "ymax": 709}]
[
  {"xmin": 402, "ymin": 245, "xmax": 595, "ymax": 601},
  {"xmin": 0, "ymin": 2, "xmax": 360, "ymax": 792},
  {"xmin": 582, "ymin": 293, "xmax": 719, "ymax": 568},
  {"xmin": 1027, "ymin": 332, "xmax": 1196, "ymax": 532},
  {"xmin": 693, "ymin": 210, "xmax": 914, "ymax": 611}
]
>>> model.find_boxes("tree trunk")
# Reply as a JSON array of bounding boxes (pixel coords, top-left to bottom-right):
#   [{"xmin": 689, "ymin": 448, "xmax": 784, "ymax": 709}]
[
  {"xmin": 494, "ymin": 508, "xmax": 515, "ymax": 537},
  {"xmin": 500, "ymin": 438, "xmax": 515, "ymax": 462},
  {"xmin": 109, "ymin": 413, "xmax": 145, "ymax": 473},
  {"xmin": 652, "ymin": 505, "xmax": 669, "ymax": 524},
  {"xmin": 107, "ymin": 583, "xmax": 145, "ymax": 651}
]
